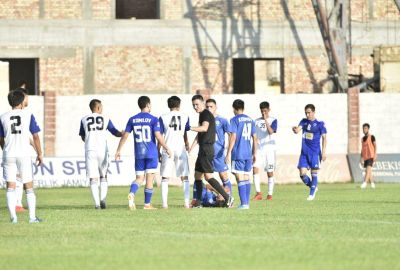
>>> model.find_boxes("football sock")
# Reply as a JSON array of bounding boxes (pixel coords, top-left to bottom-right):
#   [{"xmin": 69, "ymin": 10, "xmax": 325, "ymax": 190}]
[
  {"xmin": 15, "ymin": 181, "xmax": 24, "ymax": 207},
  {"xmin": 130, "ymin": 182, "xmax": 140, "ymax": 194},
  {"xmin": 100, "ymin": 178, "xmax": 108, "ymax": 202},
  {"xmin": 222, "ymin": 179, "xmax": 232, "ymax": 195},
  {"xmin": 26, "ymin": 188, "xmax": 36, "ymax": 220},
  {"xmin": 301, "ymin": 175, "xmax": 311, "ymax": 187},
  {"xmin": 238, "ymin": 181, "xmax": 247, "ymax": 206},
  {"xmin": 6, "ymin": 188, "xmax": 17, "ymax": 220},
  {"xmin": 253, "ymin": 174, "xmax": 261, "ymax": 193},
  {"xmin": 90, "ymin": 179, "xmax": 100, "ymax": 206},
  {"xmin": 207, "ymin": 178, "xmax": 229, "ymax": 201},
  {"xmin": 161, "ymin": 178, "xmax": 168, "ymax": 207},
  {"xmin": 144, "ymin": 188, "xmax": 153, "ymax": 204},
  {"xmin": 182, "ymin": 179, "xmax": 190, "ymax": 207},
  {"xmin": 245, "ymin": 180, "xmax": 251, "ymax": 205},
  {"xmin": 268, "ymin": 177, "xmax": 274, "ymax": 195},
  {"xmin": 310, "ymin": 173, "xmax": 318, "ymax": 195},
  {"xmin": 194, "ymin": 180, "xmax": 203, "ymax": 201}
]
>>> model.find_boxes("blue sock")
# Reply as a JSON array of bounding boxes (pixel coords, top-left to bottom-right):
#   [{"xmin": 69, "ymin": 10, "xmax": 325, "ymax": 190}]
[
  {"xmin": 144, "ymin": 188, "xmax": 153, "ymax": 204},
  {"xmin": 238, "ymin": 181, "xmax": 247, "ymax": 206},
  {"xmin": 130, "ymin": 182, "xmax": 139, "ymax": 194},
  {"xmin": 222, "ymin": 179, "xmax": 232, "ymax": 195},
  {"xmin": 301, "ymin": 175, "xmax": 311, "ymax": 187},
  {"xmin": 245, "ymin": 180, "xmax": 251, "ymax": 205},
  {"xmin": 310, "ymin": 173, "xmax": 318, "ymax": 195}
]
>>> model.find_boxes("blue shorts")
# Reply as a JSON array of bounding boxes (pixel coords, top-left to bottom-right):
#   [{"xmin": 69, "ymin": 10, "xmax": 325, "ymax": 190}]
[
  {"xmin": 297, "ymin": 153, "xmax": 321, "ymax": 170},
  {"xmin": 231, "ymin": 159, "xmax": 252, "ymax": 175},
  {"xmin": 213, "ymin": 155, "xmax": 229, "ymax": 172},
  {"xmin": 135, "ymin": 158, "xmax": 158, "ymax": 175}
]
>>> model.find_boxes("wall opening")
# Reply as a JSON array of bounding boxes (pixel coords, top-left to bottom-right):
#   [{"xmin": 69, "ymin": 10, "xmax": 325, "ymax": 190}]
[
  {"xmin": 233, "ymin": 58, "xmax": 284, "ymax": 94},
  {"xmin": 116, "ymin": 0, "xmax": 160, "ymax": 19},
  {"xmin": 0, "ymin": 58, "xmax": 39, "ymax": 95}
]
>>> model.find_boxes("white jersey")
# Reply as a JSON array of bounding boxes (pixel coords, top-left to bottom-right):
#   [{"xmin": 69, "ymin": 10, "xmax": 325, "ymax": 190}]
[
  {"xmin": 254, "ymin": 117, "xmax": 278, "ymax": 150},
  {"xmin": 80, "ymin": 113, "xmax": 113, "ymax": 153},
  {"xmin": 0, "ymin": 109, "xmax": 40, "ymax": 158},
  {"xmin": 159, "ymin": 111, "xmax": 190, "ymax": 152}
]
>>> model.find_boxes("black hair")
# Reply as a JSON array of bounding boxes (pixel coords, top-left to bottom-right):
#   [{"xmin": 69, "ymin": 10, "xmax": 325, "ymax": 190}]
[
  {"xmin": 89, "ymin": 99, "xmax": 101, "ymax": 111},
  {"xmin": 362, "ymin": 123, "xmax": 370, "ymax": 129},
  {"xmin": 304, "ymin": 104, "xmax": 315, "ymax": 112},
  {"xmin": 259, "ymin": 101, "xmax": 270, "ymax": 109},
  {"xmin": 167, "ymin": 96, "xmax": 181, "ymax": 109},
  {"xmin": 232, "ymin": 99, "xmax": 244, "ymax": 110},
  {"xmin": 138, "ymin": 96, "xmax": 151, "ymax": 109},
  {"xmin": 192, "ymin": 94, "xmax": 204, "ymax": 102},
  {"xmin": 8, "ymin": 89, "xmax": 25, "ymax": 108},
  {"xmin": 206, "ymin": 98, "xmax": 216, "ymax": 105}
]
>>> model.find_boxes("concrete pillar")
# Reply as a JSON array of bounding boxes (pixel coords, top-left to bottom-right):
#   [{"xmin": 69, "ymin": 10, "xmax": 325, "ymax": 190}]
[
  {"xmin": 83, "ymin": 47, "xmax": 95, "ymax": 94},
  {"xmin": 83, "ymin": 0, "xmax": 92, "ymax": 19},
  {"xmin": 0, "ymin": 61, "xmax": 9, "ymax": 96},
  {"xmin": 44, "ymin": 91, "xmax": 56, "ymax": 156},
  {"xmin": 347, "ymin": 87, "xmax": 359, "ymax": 154}
]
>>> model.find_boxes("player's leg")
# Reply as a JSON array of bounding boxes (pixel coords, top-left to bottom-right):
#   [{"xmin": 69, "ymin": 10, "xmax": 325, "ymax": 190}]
[
  {"xmin": 99, "ymin": 153, "xmax": 110, "ymax": 209},
  {"xmin": 15, "ymin": 175, "xmax": 26, "ymax": 212},
  {"xmin": 160, "ymin": 153, "xmax": 173, "ymax": 208},
  {"xmin": 252, "ymin": 151, "xmax": 263, "ymax": 200},
  {"xmin": 86, "ymin": 151, "xmax": 101, "ymax": 208},
  {"xmin": 232, "ymin": 160, "xmax": 249, "ymax": 209},
  {"xmin": 142, "ymin": 157, "xmax": 158, "ymax": 209},
  {"xmin": 192, "ymin": 155, "xmax": 205, "ymax": 207},
  {"xmin": 214, "ymin": 155, "xmax": 232, "ymax": 195},
  {"xmin": 20, "ymin": 157, "xmax": 41, "ymax": 223},
  {"xmin": 128, "ymin": 159, "xmax": 146, "ymax": 210},
  {"xmin": 219, "ymin": 171, "xmax": 232, "ymax": 195},
  {"xmin": 265, "ymin": 149, "xmax": 276, "ymax": 200},
  {"xmin": 177, "ymin": 151, "xmax": 190, "ymax": 208},
  {"xmin": 4, "ymin": 158, "xmax": 18, "ymax": 223},
  {"xmin": 366, "ymin": 163, "xmax": 375, "ymax": 188},
  {"xmin": 307, "ymin": 169, "xmax": 319, "ymax": 201},
  {"xmin": 298, "ymin": 154, "xmax": 311, "ymax": 187}
]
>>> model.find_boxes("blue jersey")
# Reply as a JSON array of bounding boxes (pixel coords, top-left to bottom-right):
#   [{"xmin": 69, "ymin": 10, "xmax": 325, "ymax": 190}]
[
  {"xmin": 214, "ymin": 116, "xmax": 231, "ymax": 158},
  {"xmin": 125, "ymin": 112, "xmax": 161, "ymax": 159},
  {"xmin": 230, "ymin": 114, "xmax": 256, "ymax": 160},
  {"xmin": 299, "ymin": 118, "xmax": 327, "ymax": 155}
]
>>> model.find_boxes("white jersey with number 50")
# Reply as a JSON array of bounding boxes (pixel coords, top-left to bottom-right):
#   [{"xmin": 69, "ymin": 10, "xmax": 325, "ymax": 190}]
[
  {"xmin": 0, "ymin": 109, "xmax": 40, "ymax": 158},
  {"xmin": 159, "ymin": 111, "xmax": 190, "ymax": 152}
]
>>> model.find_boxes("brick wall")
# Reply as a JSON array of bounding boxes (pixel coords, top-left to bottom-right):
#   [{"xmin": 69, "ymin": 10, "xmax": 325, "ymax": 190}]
[
  {"xmin": 92, "ymin": 0, "xmax": 112, "ymax": 19},
  {"xmin": 44, "ymin": 0, "xmax": 82, "ymax": 19},
  {"xmin": 39, "ymin": 48, "xmax": 84, "ymax": 95},
  {"xmin": 0, "ymin": 0, "xmax": 39, "ymax": 19},
  {"xmin": 94, "ymin": 46, "xmax": 184, "ymax": 93},
  {"xmin": 44, "ymin": 91, "xmax": 56, "ymax": 156}
]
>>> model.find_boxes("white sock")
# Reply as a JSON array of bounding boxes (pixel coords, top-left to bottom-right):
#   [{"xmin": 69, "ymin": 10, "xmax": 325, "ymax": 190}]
[
  {"xmin": 15, "ymin": 181, "xmax": 24, "ymax": 207},
  {"xmin": 161, "ymin": 179, "xmax": 168, "ymax": 208},
  {"xmin": 183, "ymin": 179, "xmax": 190, "ymax": 207},
  {"xmin": 6, "ymin": 188, "xmax": 17, "ymax": 220},
  {"xmin": 268, "ymin": 177, "xmax": 275, "ymax": 195},
  {"xmin": 253, "ymin": 174, "xmax": 261, "ymax": 193},
  {"xmin": 26, "ymin": 188, "xmax": 36, "ymax": 220},
  {"xmin": 90, "ymin": 179, "xmax": 100, "ymax": 207},
  {"xmin": 100, "ymin": 178, "xmax": 108, "ymax": 202}
]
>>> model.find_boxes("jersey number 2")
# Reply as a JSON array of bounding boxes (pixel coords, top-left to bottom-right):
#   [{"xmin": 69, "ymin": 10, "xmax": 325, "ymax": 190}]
[
  {"xmin": 87, "ymin": 116, "xmax": 104, "ymax": 131},
  {"xmin": 10, "ymin": 116, "xmax": 22, "ymax": 134}
]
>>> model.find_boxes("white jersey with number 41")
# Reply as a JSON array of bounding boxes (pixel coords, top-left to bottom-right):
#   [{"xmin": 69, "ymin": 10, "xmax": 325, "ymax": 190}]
[{"xmin": 159, "ymin": 111, "xmax": 190, "ymax": 153}]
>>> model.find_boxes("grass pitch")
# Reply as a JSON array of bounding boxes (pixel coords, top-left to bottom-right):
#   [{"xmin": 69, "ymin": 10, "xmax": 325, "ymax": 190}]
[{"xmin": 1, "ymin": 183, "xmax": 400, "ymax": 270}]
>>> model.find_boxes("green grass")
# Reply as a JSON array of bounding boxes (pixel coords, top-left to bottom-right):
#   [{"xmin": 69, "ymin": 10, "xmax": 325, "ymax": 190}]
[{"xmin": 1, "ymin": 183, "xmax": 400, "ymax": 270}]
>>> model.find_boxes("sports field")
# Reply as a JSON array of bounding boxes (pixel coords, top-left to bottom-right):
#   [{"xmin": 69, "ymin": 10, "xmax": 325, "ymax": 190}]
[{"xmin": 1, "ymin": 183, "xmax": 399, "ymax": 270}]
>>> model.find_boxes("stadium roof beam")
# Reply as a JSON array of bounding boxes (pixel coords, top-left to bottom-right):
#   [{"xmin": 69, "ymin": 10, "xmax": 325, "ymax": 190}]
[{"xmin": 311, "ymin": 0, "xmax": 349, "ymax": 92}]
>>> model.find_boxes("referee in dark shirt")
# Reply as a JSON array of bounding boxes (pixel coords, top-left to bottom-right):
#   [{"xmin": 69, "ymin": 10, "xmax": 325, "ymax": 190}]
[{"xmin": 190, "ymin": 94, "xmax": 233, "ymax": 207}]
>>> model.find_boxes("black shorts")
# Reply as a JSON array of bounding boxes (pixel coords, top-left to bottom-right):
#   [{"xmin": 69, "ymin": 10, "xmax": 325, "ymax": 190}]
[
  {"xmin": 364, "ymin": 158, "xmax": 374, "ymax": 168},
  {"xmin": 195, "ymin": 145, "xmax": 214, "ymax": 173}
]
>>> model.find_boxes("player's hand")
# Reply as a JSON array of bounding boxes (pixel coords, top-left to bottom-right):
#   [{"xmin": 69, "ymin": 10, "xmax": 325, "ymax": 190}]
[
  {"xmin": 115, "ymin": 151, "xmax": 121, "ymax": 161},
  {"xmin": 36, "ymin": 155, "xmax": 43, "ymax": 166},
  {"xmin": 292, "ymin": 126, "xmax": 298, "ymax": 134},
  {"xmin": 166, "ymin": 148, "xmax": 173, "ymax": 158},
  {"xmin": 224, "ymin": 153, "xmax": 231, "ymax": 165},
  {"xmin": 373, "ymin": 155, "xmax": 377, "ymax": 162},
  {"xmin": 252, "ymin": 154, "xmax": 256, "ymax": 164},
  {"xmin": 321, "ymin": 153, "xmax": 327, "ymax": 162},
  {"xmin": 185, "ymin": 144, "xmax": 190, "ymax": 152}
]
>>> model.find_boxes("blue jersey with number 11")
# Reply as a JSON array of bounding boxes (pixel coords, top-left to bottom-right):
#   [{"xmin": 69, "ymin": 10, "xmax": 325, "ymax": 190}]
[
  {"xmin": 125, "ymin": 112, "xmax": 160, "ymax": 159},
  {"xmin": 230, "ymin": 114, "xmax": 256, "ymax": 160}
]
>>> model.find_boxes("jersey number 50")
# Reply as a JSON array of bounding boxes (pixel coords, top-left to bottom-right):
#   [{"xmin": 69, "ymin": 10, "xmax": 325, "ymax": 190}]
[{"xmin": 134, "ymin": 125, "xmax": 151, "ymax": 143}]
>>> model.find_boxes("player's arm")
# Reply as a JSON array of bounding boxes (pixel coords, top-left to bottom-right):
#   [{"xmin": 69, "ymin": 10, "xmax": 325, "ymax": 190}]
[
  {"xmin": 190, "ymin": 120, "xmax": 209, "ymax": 133},
  {"xmin": 115, "ymin": 132, "xmax": 129, "ymax": 160},
  {"xmin": 372, "ymin": 136, "xmax": 377, "ymax": 161},
  {"xmin": 32, "ymin": 133, "xmax": 43, "ymax": 166},
  {"xmin": 0, "ymin": 122, "xmax": 4, "ymax": 149},
  {"xmin": 292, "ymin": 125, "xmax": 302, "ymax": 134},
  {"xmin": 321, "ymin": 134, "xmax": 327, "ymax": 161},
  {"xmin": 184, "ymin": 131, "xmax": 190, "ymax": 152},
  {"xmin": 107, "ymin": 120, "xmax": 123, "ymax": 137},
  {"xmin": 252, "ymin": 133, "xmax": 257, "ymax": 164},
  {"xmin": 79, "ymin": 121, "xmax": 85, "ymax": 142},
  {"xmin": 155, "ymin": 131, "xmax": 173, "ymax": 158},
  {"xmin": 0, "ymin": 137, "xmax": 4, "ymax": 149},
  {"xmin": 225, "ymin": 132, "xmax": 236, "ymax": 164},
  {"xmin": 189, "ymin": 134, "xmax": 198, "ymax": 153}
]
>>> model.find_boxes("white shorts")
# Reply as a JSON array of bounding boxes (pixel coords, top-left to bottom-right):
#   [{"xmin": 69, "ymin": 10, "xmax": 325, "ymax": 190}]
[
  {"xmin": 160, "ymin": 150, "xmax": 189, "ymax": 178},
  {"xmin": 2, "ymin": 157, "xmax": 34, "ymax": 183},
  {"xmin": 85, "ymin": 151, "xmax": 109, "ymax": 179},
  {"xmin": 254, "ymin": 148, "xmax": 276, "ymax": 173}
]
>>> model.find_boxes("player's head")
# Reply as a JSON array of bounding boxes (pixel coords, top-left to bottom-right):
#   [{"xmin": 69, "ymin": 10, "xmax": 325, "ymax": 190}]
[
  {"xmin": 205, "ymin": 99, "xmax": 217, "ymax": 115},
  {"xmin": 15, "ymin": 87, "xmax": 29, "ymax": 108},
  {"xmin": 192, "ymin": 94, "xmax": 204, "ymax": 113},
  {"xmin": 362, "ymin": 123, "xmax": 370, "ymax": 135},
  {"xmin": 8, "ymin": 89, "xmax": 25, "ymax": 108},
  {"xmin": 89, "ymin": 99, "xmax": 103, "ymax": 113},
  {"xmin": 304, "ymin": 104, "xmax": 316, "ymax": 120},
  {"xmin": 167, "ymin": 96, "xmax": 181, "ymax": 110},
  {"xmin": 259, "ymin": 101, "xmax": 270, "ymax": 117},
  {"xmin": 138, "ymin": 96, "xmax": 151, "ymax": 111},
  {"xmin": 232, "ymin": 99, "xmax": 244, "ymax": 115}
]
